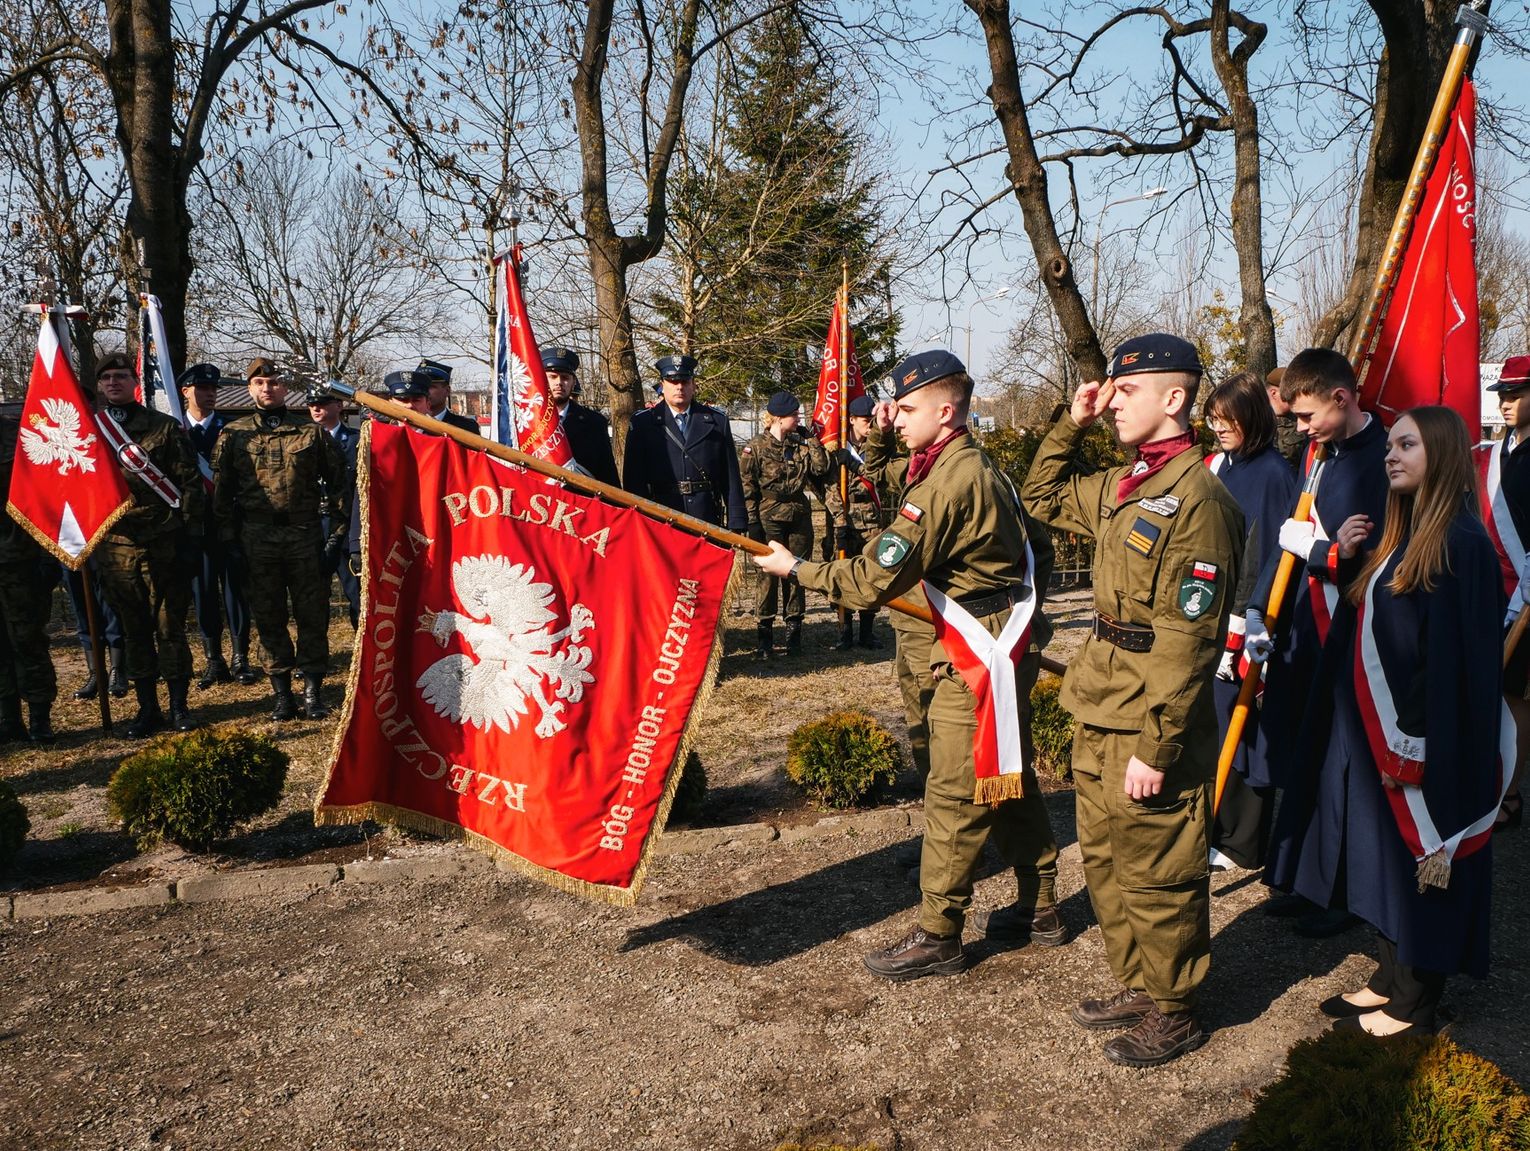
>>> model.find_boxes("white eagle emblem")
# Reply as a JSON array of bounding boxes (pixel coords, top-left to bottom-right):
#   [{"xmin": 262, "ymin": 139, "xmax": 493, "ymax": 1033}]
[
  {"xmin": 508, "ymin": 354, "xmax": 545, "ymax": 435},
  {"xmin": 19, "ymin": 398, "xmax": 99, "ymax": 475},
  {"xmin": 416, "ymin": 554, "xmax": 595, "ymax": 738}
]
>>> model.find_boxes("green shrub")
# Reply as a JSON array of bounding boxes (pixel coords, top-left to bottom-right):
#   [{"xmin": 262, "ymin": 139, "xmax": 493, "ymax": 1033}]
[
  {"xmin": 1234, "ymin": 1029, "xmax": 1530, "ymax": 1151},
  {"xmin": 669, "ymin": 750, "xmax": 707, "ymax": 823},
  {"xmin": 1030, "ymin": 674, "xmax": 1074, "ymax": 779},
  {"xmin": 107, "ymin": 726, "xmax": 289, "ymax": 852},
  {"xmin": 786, "ymin": 711, "xmax": 903, "ymax": 809},
  {"xmin": 0, "ymin": 780, "xmax": 28, "ymax": 872}
]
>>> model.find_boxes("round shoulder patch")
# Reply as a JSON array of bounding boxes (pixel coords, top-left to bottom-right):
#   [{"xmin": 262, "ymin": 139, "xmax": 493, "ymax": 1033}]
[{"xmin": 874, "ymin": 530, "xmax": 913, "ymax": 569}]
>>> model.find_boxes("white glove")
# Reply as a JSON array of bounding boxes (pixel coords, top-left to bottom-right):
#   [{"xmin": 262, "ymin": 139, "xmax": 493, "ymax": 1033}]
[
  {"xmin": 1508, "ymin": 584, "xmax": 1525, "ymax": 629},
  {"xmin": 1278, "ymin": 517, "xmax": 1316, "ymax": 560},
  {"xmin": 1243, "ymin": 608, "xmax": 1274, "ymax": 663},
  {"xmin": 1216, "ymin": 649, "xmax": 1238, "ymax": 682}
]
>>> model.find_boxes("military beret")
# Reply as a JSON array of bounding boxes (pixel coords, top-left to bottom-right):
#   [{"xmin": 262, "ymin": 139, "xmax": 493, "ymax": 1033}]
[
  {"xmin": 246, "ymin": 356, "xmax": 278, "ymax": 381},
  {"xmin": 1108, "ymin": 334, "xmax": 1203, "ymax": 378},
  {"xmin": 765, "ymin": 391, "xmax": 800, "ymax": 417},
  {"xmin": 177, "ymin": 363, "xmax": 221, "ymax": 389},
  {"xmin": 416, "ymin": 358, "xmax": 451, "ymax": 383},
  {"xmin": 890, "ymin": 349, "xmax": 965, "ymax": 400},
  {"xmin": 1488, "ymin": 355, "xmax": 1530, "ymax": 392},
  {"xmin": 1265, "ymin": 367, "xmax": 1285, "ymax": 389},
  {"xmin": 95, "ymin": 351, "xmax": 134, "ymax": 378},
  {"xmin": 656, "ymin": 354, "xmax": 697, "ymax": 381},
  {"xmin": 385, "ymin": 369, "xmax": 431, "ymax": 399},
  {"xmin": 847, "ymin": 395, "xmax": 875, "ymax": 418},
  {"xmin": 542, "ymin": 346, "xmax": 580, "ymax": 374}
]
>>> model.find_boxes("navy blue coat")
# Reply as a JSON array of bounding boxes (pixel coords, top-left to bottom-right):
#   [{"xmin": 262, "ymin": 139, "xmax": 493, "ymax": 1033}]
[
  {"xmin": 1210, "ymin": 446, "xmax": 1300, "ymax": 787},
  {"xmin": 186, "ymin": 411, "xmax": 233, "ymax": 532},
  {"xmin": 1268, "ymin": 514, "xmax": 1502, "ymax": 977},
  {"xmin": 622, "ymin": 402, "xmax": 748, "ymax": 531},
  {"xmin": 560, "ymin": 400, "xmax": 620, "ymax": 488},
  {"xmin": 1248, "ymin": 416, "xmax": 1390, "ymax": 787}
]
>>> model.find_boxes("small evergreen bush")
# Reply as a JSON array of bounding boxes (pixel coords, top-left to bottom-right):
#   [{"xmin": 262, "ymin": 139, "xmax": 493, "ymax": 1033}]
[
  {"xmin": 1234, "ymin": 1029, "xmax": 1530, "ymax": 1150},
  {"xmin": 0, "ymin": 780, "xmax": 28, "ymax": 873},
  {"xmin": 107, "ymin": 726, "xmax": 289, "ymax": 852},
  {"xmin": 1030, "ymin": 674, "xmax": 1074, "ymax": 779},
  {"xmin": 669, "ymin": 750, "xmax": 707, "ymax": 824},
  {"xmin": 786, "ymin": 711, "xmax": 903, "ymax": 809}
]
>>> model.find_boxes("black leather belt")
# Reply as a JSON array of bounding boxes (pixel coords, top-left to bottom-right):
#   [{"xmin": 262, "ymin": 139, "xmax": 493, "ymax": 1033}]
[
  {"xmin": 952, "ymin": 584, "xmax": 1030, "ymax": 617},
  {"xmin": 1093, "ymin": 612, "xmax": 1155, "ymax": 652},
  {"xmin": 676, "ymin": 481, "xmax": 714, "ymax": 496}
]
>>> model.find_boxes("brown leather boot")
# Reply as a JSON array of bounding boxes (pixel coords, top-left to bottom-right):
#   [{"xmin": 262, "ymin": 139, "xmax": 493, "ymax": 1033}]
[
  {"xmin": 1071, "ymin": 988, "xmax": 1156, "ymax": 1030},
  {"xmin": 1103, "ymin": 1008, "xmax": 1207, "ymax": 1068},
  {"xmin": 969, "ymin": 902, "xmax": 1069, "ymax": 947},
  {"xmin": 862, "ymin": 926, "xmax": 964, "ymax": 981}
]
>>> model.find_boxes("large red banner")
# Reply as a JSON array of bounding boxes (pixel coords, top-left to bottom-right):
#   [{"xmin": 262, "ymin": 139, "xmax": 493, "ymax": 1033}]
[
  {"xmin": 315, "ymin": 423, "xmax": 735, "ymax": 903},
  {"xmin": 811, "ymin": 294, "xmax": 866, "ymax": 445}
]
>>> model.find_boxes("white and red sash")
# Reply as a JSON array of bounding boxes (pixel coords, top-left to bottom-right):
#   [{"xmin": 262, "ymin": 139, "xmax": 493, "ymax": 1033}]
[
  {"xmin": 923, "ymin": 541, "xmax": 1037, "ymax": 805},
  {"xmin": 1304, "ymin": 503, "xmax": 1340, "ymax": 644},
  {"xmin": 95, "ymin": 408, "xmax": 181, "ymax": 509},
  {"xmin": 1474, "ymin": 440, "xmax": 1523, "ymax": 600},
  {"xmin": 1352, "ymin": 562, "xmax": 1513, "ymax": 888}
]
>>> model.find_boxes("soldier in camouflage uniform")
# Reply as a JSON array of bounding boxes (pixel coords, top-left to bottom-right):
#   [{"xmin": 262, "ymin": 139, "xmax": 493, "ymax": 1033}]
[
  {"xmin": 213, "ymin": 357, "xmax": 347, "ymax": 721},
  {"xmin": 0, "ymin": 409, "xmax": 58, "ymax": 742},
  {"xmin": 92, "ymin": 352, "xmax": 204, "ymax": 737},
  {"xmin": 741, "ymin": 391, "xmax": 831, "ymax": 659},
  {"xmin": 823, "ymin": 393, "xmax": 889, "ymax": 651}
]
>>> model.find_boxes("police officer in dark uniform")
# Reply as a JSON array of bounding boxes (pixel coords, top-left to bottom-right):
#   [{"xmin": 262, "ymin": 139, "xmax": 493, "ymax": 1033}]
[
  {"xmin": 622, "ymin": 355, "xmax": 747, "ymax": 531},
  {"xmin": 542, "ymin": 346, "xmax": 619, "ymax": 486},
  {"xmin": 389, "ymin": 369, "xmax": 435, "ymax": 420},
  {"xmin": 417, "ymin": 358, "xmax": 479, "ymax": 434},
  {"xmin": 308, "ymin": 388, "xmax": 361, "ymax": 628},
  {"xmin": 178, "ymin": 363, "xmax": 258, "ymax": 688}
]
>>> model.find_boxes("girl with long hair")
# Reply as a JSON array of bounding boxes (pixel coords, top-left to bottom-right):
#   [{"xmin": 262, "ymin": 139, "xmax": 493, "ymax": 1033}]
[{"xmin": 1267, "ymin": 406, "xmax": 1509, "ymax": 1035}]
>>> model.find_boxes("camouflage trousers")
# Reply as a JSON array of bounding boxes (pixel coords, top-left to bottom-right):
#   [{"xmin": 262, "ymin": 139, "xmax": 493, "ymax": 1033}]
[
  {"xmin": 0, "ymin": 558, "xmax": 56, "ymax": 704},
  {"xmin": 242, "ymin": 525, "xmax": 330, "ymax": 678},
  {"xmin": 95, "ymin": 535, "xmax": 193, "ymax": 681},
  {"xmin": 755, "ymin": 513, "xmax": 813, "ymax": 623}
]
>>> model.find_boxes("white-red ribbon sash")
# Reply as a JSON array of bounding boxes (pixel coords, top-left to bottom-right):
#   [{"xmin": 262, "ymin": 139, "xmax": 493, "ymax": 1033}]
[
  {"xmin": 1476, "ymin": 441, "xmax": 1524, "ymax": 600},
  {"xmin": 95, "ymin": 408, "xmax": 181, "ymax": 509}
]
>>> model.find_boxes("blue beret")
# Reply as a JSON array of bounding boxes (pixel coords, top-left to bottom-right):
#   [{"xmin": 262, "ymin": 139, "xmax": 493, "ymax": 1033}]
[
  {"xmin": 765, "ymin": 391, "xmax": 800, "ymax": 417},
  {"xmin": 1108, "ymin": 334, "xmax": 1202, "ymax": 378},
  {"xmin": 385, "ymin": 369, "xmax": 431, "ymax": 398},
  {"xmin": 847, "ymin": 395, "xmax": 875, "ymax": 418},
  {"xmin": 542, "ymin": 346, "xmax": 580, "ymax": 374},
  {"xmin": 655, "ymin": 354, "xmax": 698, "ymax": 382},
  {"xmin": 416, "ymin": 358, "xmax": 451, "ymax": 383},
  {"xmin": 177, "ymin": 363, "xmax": 220, "ymax": 388},
  {"xmin": 891, "ymin": 350, "xmax": 965, "ymax": 400}
]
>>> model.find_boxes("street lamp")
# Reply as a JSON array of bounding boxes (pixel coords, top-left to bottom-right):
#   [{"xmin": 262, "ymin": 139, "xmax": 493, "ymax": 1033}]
[
  {"xmin": 1090, "ymin": 186, "xmax": 1170, "ymax": 320},
  {"xmin": 965, "ymin": 283, "xmax": 1016, "ymax": 369}
]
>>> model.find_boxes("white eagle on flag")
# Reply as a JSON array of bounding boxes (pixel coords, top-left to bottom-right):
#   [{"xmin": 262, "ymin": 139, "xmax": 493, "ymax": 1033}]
[
  {"xmin": 19, "ymin": 397, "xmax": 99, "ymax": 475},
  {"xmin": 508, "ymin": 353, "xmax": 545, "ymax": 436},
  {"xmin": 416, "ymin": 554, "xmax": 595, "ymax": 738}
]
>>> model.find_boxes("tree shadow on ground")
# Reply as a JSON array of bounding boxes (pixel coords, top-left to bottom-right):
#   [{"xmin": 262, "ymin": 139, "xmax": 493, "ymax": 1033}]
[
  {"xmin": 1180, "ymin": 1119, "xmax": 1244, "ymax": 1150},
  {"xmin": 211, "ymin": 810, "xmax": 378, "ymax": 863},
  {"xmin": 3, "ymin": 828, "xmax": 138, "ymax": 889}
]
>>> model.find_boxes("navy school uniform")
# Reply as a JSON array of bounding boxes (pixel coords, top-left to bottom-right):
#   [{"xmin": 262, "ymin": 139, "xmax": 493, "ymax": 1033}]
[
  {"xmin": 622, "ymin": 402, "xmax": 748, "ymax": 532},
  {"xmin": 1476, "ymin": 431, "xmax": 1530, "ymax": 694},
  {"xmin": 322, "ymin": 421, "xmax": 361, "ymax": 628},
  {"xmin": 1267, "ymin": 514, "xmax": 1503, "ymax": 977},
  {"xmin": 1247, "ymin": 416, "xmax": 1390, "ymax": 789}
]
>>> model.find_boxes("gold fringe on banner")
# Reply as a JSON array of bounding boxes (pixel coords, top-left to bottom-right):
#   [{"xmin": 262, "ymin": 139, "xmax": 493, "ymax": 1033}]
[
  {"xmin": 313, "ymin": 426, "xmax": 743, "ymax": 907},
  {"xmin": 973, "ymin": 771, "xmax": 1029, "ymax": 806}
]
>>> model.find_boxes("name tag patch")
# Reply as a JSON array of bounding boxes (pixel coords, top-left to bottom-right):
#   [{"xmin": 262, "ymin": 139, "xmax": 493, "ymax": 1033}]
[
  {"xmin": 1124, "ymin": 517, "xmax": 1161, "ymax": 557},
  {"xmin": 875, "ymin": 530, "xmax": 913, "ymax": 568},
  {"xmin": 1139, "ymin": 495, "xmax": 1181, "ymax": 516},
  {"xmin": 899, "ymin": 501, "xmax": 924, "ymax": 523}
]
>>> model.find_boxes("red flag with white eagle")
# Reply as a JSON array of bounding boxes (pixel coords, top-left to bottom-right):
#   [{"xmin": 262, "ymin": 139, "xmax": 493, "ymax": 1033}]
[
  {"xmin": 315, "ymin": 422, "xmax": 735, "ymax": 904},
  {"xmin": 811, "ymin": 294, "xmax": 866, "ymax": 445},
  {"xmin": 490, "ymin": 245, "xmax": 574, "ymax": 466},
  {"xmin": 1359, "ymin": 80, "xmax": 1479, "ymax": 430},
  {"xmin": 6, "ymin": 311, "xmax": 132, "ymax": 569}
]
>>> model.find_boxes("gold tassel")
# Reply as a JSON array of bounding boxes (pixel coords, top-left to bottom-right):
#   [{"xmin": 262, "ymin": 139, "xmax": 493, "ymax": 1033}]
[
  {"xmin": 974, "ymin": 773, "xmax": 1028, "ymax": 806},
  {"xmin": 1416, "ymin": 848, "xmax": 1451, "ymax": 893}
]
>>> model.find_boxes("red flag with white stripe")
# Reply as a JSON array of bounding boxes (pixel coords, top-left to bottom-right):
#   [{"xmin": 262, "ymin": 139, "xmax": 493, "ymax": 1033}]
[
  {"xmin": 492, "ymin": 246, "xmax": 574, "ymax": 467},
  {"xmin": 6, "ymin": 312, "xmax": 132, "ymax": 568},
  {"xmin": 811, "ymin": 295, "xmax": 866, "ymax": 445}
]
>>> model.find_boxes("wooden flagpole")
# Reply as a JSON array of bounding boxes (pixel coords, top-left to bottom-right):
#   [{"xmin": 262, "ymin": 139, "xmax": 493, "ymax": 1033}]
[
  {"xmin": 322, "ymin": 380, "xmax": 1066, "ymax": 677},
  {"xmin": 1213, "ymin": 0, "xmax": 1491, "ymax": 814},
  {"xmin": 835, "ymin": 262, "xmax": 851, "ymax": 632}
]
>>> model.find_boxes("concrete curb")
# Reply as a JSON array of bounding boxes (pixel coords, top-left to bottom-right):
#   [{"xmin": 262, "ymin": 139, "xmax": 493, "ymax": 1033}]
[{"xmin": 2, "ymin": 805, "xmax": 922, "ymax": 921}]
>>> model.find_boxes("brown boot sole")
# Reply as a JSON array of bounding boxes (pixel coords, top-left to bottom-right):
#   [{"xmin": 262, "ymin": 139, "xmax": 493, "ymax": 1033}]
[
  {"xmin": 862, "ymin": 951, "xmax": 966, "ymax": 982},
  {"xmin": 1103, "ymin": 1026, "xmax": 1208, "ymax": 1068}
]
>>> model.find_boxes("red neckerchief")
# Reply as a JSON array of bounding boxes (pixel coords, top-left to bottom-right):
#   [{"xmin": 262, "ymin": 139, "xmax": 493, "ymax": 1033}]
[
  {"xmin": 1116, "ymin": 429, "xmax": 1196, "ymax": 502},
  {"xmin": 905, "ymin": 426, "xmax": 968, "ymax": 488}
]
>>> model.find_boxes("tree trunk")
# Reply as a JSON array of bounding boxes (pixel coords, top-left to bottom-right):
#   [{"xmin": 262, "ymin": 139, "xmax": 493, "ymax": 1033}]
[
  {"xmin": 1209, "ymin": 0, "xmax": 1276, "ymax": 379},
  {"xmin": 965, "ymin": 0, "xmax": 1107, "ymax": 384}
]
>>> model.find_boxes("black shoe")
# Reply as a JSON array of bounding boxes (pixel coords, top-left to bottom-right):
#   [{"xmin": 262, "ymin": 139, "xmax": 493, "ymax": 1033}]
[
  {"xmin": 1294, "ymin": 908, "xmax": 1360, "ymax": 938},
  {"xmin": 1103, "ymin": 1009, "xmax": 1207, "ymax": 1067},
  {"xmin": 1072, "ymin": 988, "xmax": 1156, "ymax": 1031},
  {"xmin": 784, "ymin": 621, "xmax": 803, "ymax": 656},
  {"xmin": 0, "ymin": 697, "xmax": 26, "ymax": 742},
  {"xmin": 753, "ymin": 623, "xmax": 774, "ymax": 662},
  {"xmin": 302, "ymin": 678, "xmax": 329, "ymax": 720},
  {"xmin": 269, "ymin": 673, "xmax": 299, "ymax": 721},
  {"xmin": 124, "ymin": 678, "xmax": 164, "ymax": 739},
  {"xmin": 72, "ymin": 653, "xmax": 98, "ymax": 701},
  {"xmin": 197, "ymin": 646, "xmax": 232, "ymax": 691},
  {"xmin": 862, "ymin": 927, "xmax": 964, "ymax": 981},
  {"xmin": 834, "ymin": 623, "xmax": 855, "ymax": 651},
  {"xmin": 1320, "ymin": 993, "xmax": 1390, "ymax": 1019},
  {"xmin": 857, "ymin": 611, "xmax": 883, "ymax": 649},
  {"xmin": 1261, "ymin": 891, "xmax": 1311, "ymax": 918},
  {"xmin": 230, "ymin": 651, "xmax": 260, "ymax": 687},
  {"xmin": 166, "ymin": 679, "xmax": 197, "ymax": 732},
  {"xmin": 108, "ymin": 660, "xmax": 129, "ymax": 698},
  {"xmin": 26, "ymin": 702, "xmax": 55, "ymax": 743},
  {"xmin": 969, "ymin": 902, "xmax": 1069, "ymax": 948}
]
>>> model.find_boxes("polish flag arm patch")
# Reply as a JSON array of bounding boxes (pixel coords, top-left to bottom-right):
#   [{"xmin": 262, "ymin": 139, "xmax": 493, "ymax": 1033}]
[{"xmin": 899, "ymin": 501, "xmax": 924, "ymax": 523}]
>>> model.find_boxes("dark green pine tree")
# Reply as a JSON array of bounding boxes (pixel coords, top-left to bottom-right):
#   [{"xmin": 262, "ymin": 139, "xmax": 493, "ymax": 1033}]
[{"xmin": 654, "ymin": 7, "xmax": 900, "ymax": 409}]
